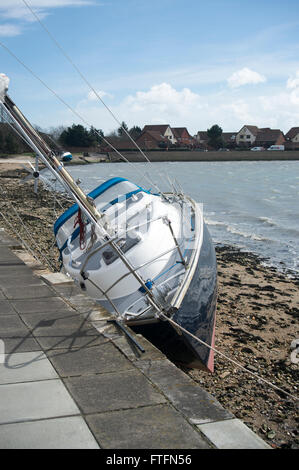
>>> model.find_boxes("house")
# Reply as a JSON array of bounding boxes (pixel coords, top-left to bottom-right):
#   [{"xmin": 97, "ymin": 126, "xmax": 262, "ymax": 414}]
[
  {"xmin": 235, "ymin": 125, "xmax": 259, "ymax": 147},
  {"xmin": 142, "ymin": 125, "xmax": 176, "ymax": 145},
  {"xmin": 222, "ymin": 132, "xmax": 237, "ymax": 148},
  {"xmin": 284, "ymin": 127, "xmax": 299, "ymax": 150},
  {"xmin": 135, "ymin": 129, "xmax": 170, "ymax": 149},
  {"xmin": 171, "ymin": 127, "xmax": 195, "ymax": 147},
  {"xmin": 196, "ymin": 131, "xmax": 208, "ymax": 145},
  {"xmin": 285, "ymin": 127, "xmax": 299, "ymax": 143},
  {"xmin": 235, "ymin": 125, "xmax": 285, "ymax": 148},
  {"xmin": 254, "ymin": 128, "xmax": 285, "ymax": 148},
  {"xmin": 195, "ymin": 131, "xmax": 210, "ymax": 149}
]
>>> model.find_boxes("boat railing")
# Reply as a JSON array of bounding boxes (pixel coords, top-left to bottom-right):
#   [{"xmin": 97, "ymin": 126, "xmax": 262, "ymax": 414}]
[
  {"xmin": 79, "ymin": 214, "xmax": 167, "ymax": 274},
  {"xmin": 79, "ymin": 208, "xmax": 191, "ymax": 295},
  {"xmin": 103, "ymin": 244, "xmax": 186, "ymax": 297},
  {"xmin": 163, "ymin": 216, "xmax": 186, "ymax": 266},
  {"xmin": 78, "ymin": 202, "xmax": 196, "ymax": 321},
  {"xmin": 125, "ymin": 268, "xmax": 186, "ymax": 323}
]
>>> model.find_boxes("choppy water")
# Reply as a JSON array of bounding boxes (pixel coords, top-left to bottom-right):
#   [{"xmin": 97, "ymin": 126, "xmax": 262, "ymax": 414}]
[{"xmin": 49, "ymin": 160, "xmax": 299, "ymax": 277}]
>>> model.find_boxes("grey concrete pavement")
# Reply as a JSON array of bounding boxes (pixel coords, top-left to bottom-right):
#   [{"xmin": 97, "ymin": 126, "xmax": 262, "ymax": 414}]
[{"xmin": 0, "ymin": 229, "xmax": 270, "ymax": 449}]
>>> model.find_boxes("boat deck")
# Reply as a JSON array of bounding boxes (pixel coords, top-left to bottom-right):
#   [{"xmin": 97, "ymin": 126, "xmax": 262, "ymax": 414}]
[{"xmin": 0, "ymin": 229, "xmax": 270, "ymax": 449}]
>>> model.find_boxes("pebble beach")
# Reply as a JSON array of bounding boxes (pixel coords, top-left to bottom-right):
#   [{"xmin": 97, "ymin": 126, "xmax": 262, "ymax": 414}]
[{"xmin": 0, "ymin": 162, "xmax": 298, "ymax": 449}]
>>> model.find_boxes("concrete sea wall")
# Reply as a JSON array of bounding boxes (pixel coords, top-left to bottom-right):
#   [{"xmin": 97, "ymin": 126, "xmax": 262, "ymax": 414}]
[{"xmin": 107, "ymin": 150, "xmax": 299, "ymax": 163}]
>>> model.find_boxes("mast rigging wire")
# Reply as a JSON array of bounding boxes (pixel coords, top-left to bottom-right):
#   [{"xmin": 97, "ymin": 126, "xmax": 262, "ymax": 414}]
[
  {"xmin": 21, "ymin": 0, "xmax": 173, "ymax": 196},
  {"xmin": 21, "ymin": 0, "xmax": 152, "ymax": 164},
  {"xmin": 0, "ymin": 41, "xmax": 165, "ymax": 197}
]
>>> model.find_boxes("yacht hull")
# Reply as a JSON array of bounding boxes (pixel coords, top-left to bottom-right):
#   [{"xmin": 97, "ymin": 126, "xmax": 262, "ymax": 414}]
[
  {"xmin": 54, "ymin": 178, "xmax": 217, "ymax": 372},
  {"xmin": 173, "ymin": 223, "xmax": 217, "ymax": 372},
  {"xmin": 131, "ymin": 222, "xmax": 217, "ymax": 372}
]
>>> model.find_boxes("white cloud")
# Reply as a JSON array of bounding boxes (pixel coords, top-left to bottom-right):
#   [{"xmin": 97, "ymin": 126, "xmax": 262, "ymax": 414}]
[
  {"xmin": 252, "ymin": 73, "xmax": 299, "ymax": 127},
  {"xmin": 287, "ymin": 70, "xmax": 299, "ymax": 90},
  {"xmin": 0, "ymin": 24, "xmax": 22, "ymax": 37},
  {"xmin": 223, "ymin": 99, "xmax": 254, "ymax": 123},
  {"xmin": 74, "ymin": 83, "xmax": 204, "ymax": 133},
  {"xmin": 0, "ymin": 7, "xmax": 48, "ymax": 23},
  {"xmin": 72, "ymin": 79, "xmax": 299, "ymax": 136},
  {"xmin": 124, "ymin": 83, "xmax": 203, "ymax": 121},
  {"xmin": 87, "ymin": 89, "xmax": 113, "ymax": 101},
  {"xmin": 0, "ymin": 1, "xmax": 96, "ymax": 35},
  {"xmin": 0, "ymin": 0, "xmax": 94, "ymax": 11},
  {"xmin": 227, "ymin": 67, "xmax": 266, "ymax": 88},
  {"xmin": 287, "ymin": 72, "xmax": 299, "ymax": 106}
]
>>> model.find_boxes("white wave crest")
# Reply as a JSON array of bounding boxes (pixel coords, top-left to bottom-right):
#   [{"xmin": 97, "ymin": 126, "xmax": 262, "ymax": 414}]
[
  {"xmin": 205, "ymin": 218, "xmax": 227, "ymax": 227},
  {"xmin": 258, "ymin": 216, "xmax": 276, "ymax": 227},
  {"xmin": 226, "ymin": 225, "xmax": 271, "ymax": 242}
]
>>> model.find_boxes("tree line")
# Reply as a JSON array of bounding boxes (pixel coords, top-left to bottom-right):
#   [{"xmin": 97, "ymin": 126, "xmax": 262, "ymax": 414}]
[
  {"xmin": 56, "ymin": 123, "xmax": 226, "ymax": 150},
  {"xmin": 0, "ymin": 123, "xmax": 31, "ymax": 154},
  {"xmin": 0, "ymin": 120, "xmax": 143, "ymax": 154},
  {"xmin": 55, "ymin": 121, "xmax": 142, "ymax": 147},
  {"xmin": 0, "ymin": 119, "xmax": 226, "ymax": 154}
]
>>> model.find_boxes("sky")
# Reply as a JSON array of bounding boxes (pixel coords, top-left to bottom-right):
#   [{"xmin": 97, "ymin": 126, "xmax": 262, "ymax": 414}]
[{"xmin": 0, "ymin": 0, "xmax": 299, "ymax": 135}]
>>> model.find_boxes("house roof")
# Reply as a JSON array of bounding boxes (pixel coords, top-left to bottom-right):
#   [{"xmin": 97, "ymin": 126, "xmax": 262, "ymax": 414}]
[
  {"xmin": 172, "ymin": 127, "xmax": 191, "ymax": 138},
  {"xmin": 285, "ymin": 127, "xmax": 299, "ymax": 140},
  {"xmin": 255, "ymin": 128, "xmax": 284, "ymax": 143},
  {"xmin": 239, "ymin": 125, "xmax": 259, "ymax": 136},
  {"xmin": 197, "ymin": 131, "xmax": 209, "ymax": 141},
  {"xmin": 137, "ymin": 130, "xmax": 169, "ymax": 143},
  {"xmin": 222, "ymin": 132, "xmax": 237, "ymax": 143},
  {"xmin": 143, "ymin": 125, "xmax": 171, "ymax": 134}
]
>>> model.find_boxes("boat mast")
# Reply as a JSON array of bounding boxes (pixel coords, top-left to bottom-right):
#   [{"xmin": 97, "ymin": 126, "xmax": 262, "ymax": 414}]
[
  {"xmin": 0, "ymin": 86, "xmax": 166, "ymax": 314},
  {"xmin": 1, "ymin": 94, "xmax": 106, "ymax": 231}
]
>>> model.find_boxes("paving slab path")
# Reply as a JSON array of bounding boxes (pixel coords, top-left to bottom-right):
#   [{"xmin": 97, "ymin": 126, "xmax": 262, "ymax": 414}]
[{"xmin": 0, "ymin": 229, "xmax": 270, "ymax": 449}]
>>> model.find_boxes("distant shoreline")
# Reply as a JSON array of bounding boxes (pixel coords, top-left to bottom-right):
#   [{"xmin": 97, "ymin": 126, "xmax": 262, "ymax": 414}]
[
  {"xmin": 105, "ymin": 150, "xmax": 299, "ymax": 163},
  {"xmin": 0, "ymin": 150, "xmax": 298, "ymax": 172}
]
